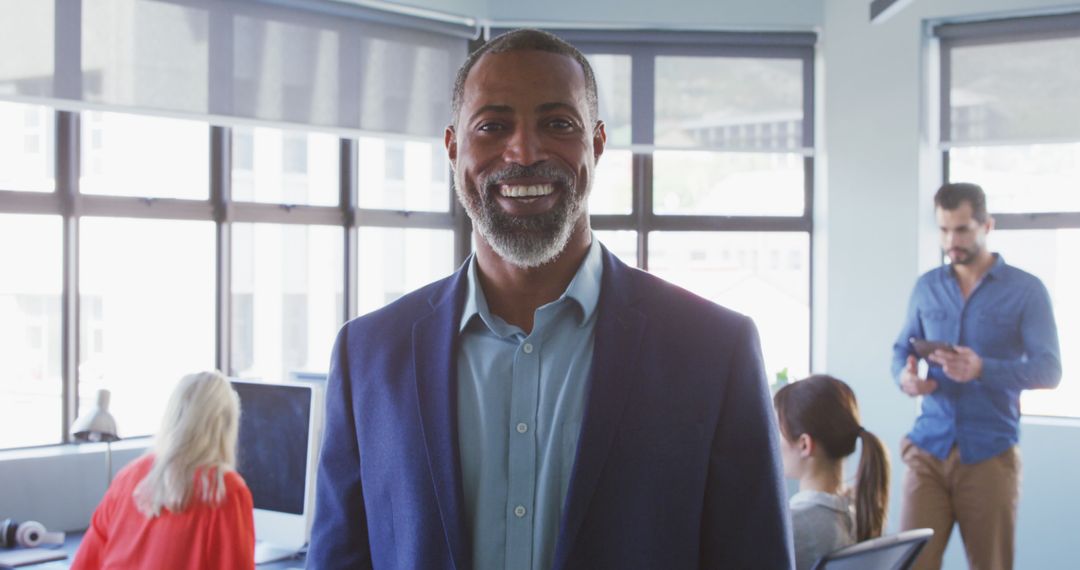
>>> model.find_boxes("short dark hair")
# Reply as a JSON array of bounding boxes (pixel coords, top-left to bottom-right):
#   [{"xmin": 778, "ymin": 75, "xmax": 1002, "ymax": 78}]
[
  {"xmin": 450, "ymin": 29, "xmax": 599, "ymax": 127},
  {"xmin": 934, "ymin": 182, "xmax": 988, "ymax": 223}
]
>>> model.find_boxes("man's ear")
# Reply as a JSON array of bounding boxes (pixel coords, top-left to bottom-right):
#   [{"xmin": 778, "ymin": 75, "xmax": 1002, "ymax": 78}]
[
  {"xmin": 797, "ymin": 433, "xmax": 814, "ymax": 459},
  {"xmin": 445, "ymin": 125, "xmax": 457, "ymax": 168},
  {"xmin": 985, "ymin": 214, "xmax": 995, "ymax": 233},
  {"xmin": 592, "ymin": 120, "xmax": 606, "ymax": 163}
]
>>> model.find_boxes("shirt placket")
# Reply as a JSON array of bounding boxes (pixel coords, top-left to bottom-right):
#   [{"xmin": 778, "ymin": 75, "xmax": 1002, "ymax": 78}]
[
  {"xmin": 505, "ymin": 330, "xmax": 540, "ymax": 568},
  {"xmin": 949, "ymin": 273, "xmax": 993, "ymax": 460}
]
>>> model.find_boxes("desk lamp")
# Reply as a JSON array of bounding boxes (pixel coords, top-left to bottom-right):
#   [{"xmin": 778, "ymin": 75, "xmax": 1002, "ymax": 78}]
[{"xmin": 71, "ymin": 389, "xmax": 120, "ymax": 483}]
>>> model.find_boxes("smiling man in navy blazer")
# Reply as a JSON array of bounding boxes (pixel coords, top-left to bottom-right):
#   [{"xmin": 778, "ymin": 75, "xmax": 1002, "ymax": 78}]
[{"xmin": 309, "ymin": 29, "xmax": 793, "ymax": 570}]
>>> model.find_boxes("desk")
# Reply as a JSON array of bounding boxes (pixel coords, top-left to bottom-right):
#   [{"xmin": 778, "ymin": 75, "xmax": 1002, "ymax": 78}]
[{"xmin": 11, "ymin": 532, "xmax": 306, "ymax": 569}]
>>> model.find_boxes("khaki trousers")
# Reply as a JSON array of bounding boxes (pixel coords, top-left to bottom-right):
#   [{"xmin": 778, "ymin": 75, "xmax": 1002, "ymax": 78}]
[{"xmin": 899, "ymin": 437, "xmax": 1021, "ymax": 570}]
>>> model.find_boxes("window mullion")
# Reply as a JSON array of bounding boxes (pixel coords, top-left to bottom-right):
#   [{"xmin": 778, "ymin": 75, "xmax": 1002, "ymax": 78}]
[
  {"xmin": 57, "ymin": 110, "xmax": 80, "ymax": 443},
  {"xmin": 212, "ymin": 125, "xmax": 232, "ymax": 375},
  {"xmin": 342, "ymin": 138, "xmax": 358, "ymax": 322}
]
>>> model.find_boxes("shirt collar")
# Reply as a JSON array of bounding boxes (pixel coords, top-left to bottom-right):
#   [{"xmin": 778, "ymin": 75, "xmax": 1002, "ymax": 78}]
[
  {"xmin": 789, "ymin": 490, "xmax": 852, "ymax": 514},
  {"xmin": 986, "ymin": 252, "xmax": 1006, "ymax": 280},
  {"xmin": 458, "ymin": 236, "xmax": 604, "ymax": 334},
  {"xmin": 946, "ymin": 252, "xmax": 1007, "ymax": 282}
]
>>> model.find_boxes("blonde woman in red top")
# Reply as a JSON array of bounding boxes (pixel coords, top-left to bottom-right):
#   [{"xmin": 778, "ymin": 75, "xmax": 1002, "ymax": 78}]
[{"xmin": 71, "ymin": 371, "xmax": 255, "ymax": 570}]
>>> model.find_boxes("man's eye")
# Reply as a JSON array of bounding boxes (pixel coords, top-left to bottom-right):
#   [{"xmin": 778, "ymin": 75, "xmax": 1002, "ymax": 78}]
[
  {"xmin": 548, "ymin": 119, "xmax": 574, "ymax": 130},
  {"xmin": 478, "ymin": 122, "xmax": 504, "ymax": 132}
]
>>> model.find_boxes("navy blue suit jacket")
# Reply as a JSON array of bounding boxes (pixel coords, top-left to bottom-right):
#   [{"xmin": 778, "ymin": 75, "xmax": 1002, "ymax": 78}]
[{"xmin": 309, "ymin": 246, "xmax": 794, "ymax": 569}]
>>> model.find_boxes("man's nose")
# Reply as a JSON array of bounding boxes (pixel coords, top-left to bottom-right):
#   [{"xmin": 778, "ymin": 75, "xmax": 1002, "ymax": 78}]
[{"xmin": 503, "ymin": 125, "xmax": 547, "ymax": 166}]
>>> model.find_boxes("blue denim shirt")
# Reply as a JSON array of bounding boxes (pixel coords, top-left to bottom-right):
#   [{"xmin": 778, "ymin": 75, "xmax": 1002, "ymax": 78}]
[{"xmin": 891, "ymin": 254, "xmax": 1061, "ymax": 464}]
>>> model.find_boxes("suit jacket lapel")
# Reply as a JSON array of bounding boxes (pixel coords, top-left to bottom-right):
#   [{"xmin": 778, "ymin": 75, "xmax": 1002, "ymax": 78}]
[
  {"xmin": 552, "ymin": 249, "xmax": 647, "ymax": 570},
  {"xmin": 413, "ymin": 268, "xmax": 471, "ymax": 570}
]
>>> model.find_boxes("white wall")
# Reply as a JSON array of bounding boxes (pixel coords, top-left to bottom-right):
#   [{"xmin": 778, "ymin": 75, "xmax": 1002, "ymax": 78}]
[{"xmin": 820, "ymin": 1, "xmax": 1080, "ymax": 568}]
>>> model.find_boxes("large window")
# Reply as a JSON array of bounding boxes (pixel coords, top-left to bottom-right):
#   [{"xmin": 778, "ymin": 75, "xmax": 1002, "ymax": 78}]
[
  {"xmin": 0, "ymin": 108, "xmax": 464, "ymax": 447},
  {"xmin": 562, "ymin": 30, "xmax": 817, "ymax": 381},
  {"xmin": 937, "ymin": 13, "xmax": 1080, "ymax": 417},
  {"xmin": 0, "ymin": 22, "xmax": 812, "ymax": 449},
  {"xmin": 0, "ymin": 0, "xmax": 470, "ymax": 450}
]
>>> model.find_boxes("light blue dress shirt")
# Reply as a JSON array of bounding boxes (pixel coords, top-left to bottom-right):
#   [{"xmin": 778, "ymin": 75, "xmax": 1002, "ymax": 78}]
[
  {"xmin": 891, "ymin": 254, "xmax": 1061, "ymax": 464},
  {"xmin": 456, "ymin": 238, "xmax": 602, "ymax": 570}
]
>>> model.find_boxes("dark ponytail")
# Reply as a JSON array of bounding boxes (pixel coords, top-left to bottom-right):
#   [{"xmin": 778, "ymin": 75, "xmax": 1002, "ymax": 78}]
[
  {"xmin": 853, "ymin": 428, "xmax": 890, "ymax": 541},
  {"xmin": 773, "ymin": 375, "xmax": 891, "ymax": 541}
]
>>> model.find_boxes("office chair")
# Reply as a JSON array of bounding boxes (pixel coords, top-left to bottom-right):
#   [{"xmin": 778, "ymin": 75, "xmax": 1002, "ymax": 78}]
[{"xmin": 812, "ymin": 528, "xmax": 934, "ymax": 570}]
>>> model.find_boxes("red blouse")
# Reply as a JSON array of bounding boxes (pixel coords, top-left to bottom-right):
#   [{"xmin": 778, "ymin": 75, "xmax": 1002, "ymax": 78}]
[{"xmin": 71, "ymin": 454, "xmax": 255, "ymax": 570}]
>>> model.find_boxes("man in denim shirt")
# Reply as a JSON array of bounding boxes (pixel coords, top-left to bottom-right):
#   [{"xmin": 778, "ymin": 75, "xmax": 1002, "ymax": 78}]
[{"xmin": 891, "ymin": 183, "xmax": 1061, "ymax": 570}]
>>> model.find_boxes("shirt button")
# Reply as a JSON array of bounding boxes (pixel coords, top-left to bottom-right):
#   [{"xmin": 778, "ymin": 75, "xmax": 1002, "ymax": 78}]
[
  {"xmin": 522, "ymin": 343, "xmax": 534, "ymax": 354},
  {"xmin": 516, "ymin": 422, "xmax": 528, "ymax": 434},
  {"xmin": 514, "ymin": 505, "xmax": 527, "ymax": 518}
]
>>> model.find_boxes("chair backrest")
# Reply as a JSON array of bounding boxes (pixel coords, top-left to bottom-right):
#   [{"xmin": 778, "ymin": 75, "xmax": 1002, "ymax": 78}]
[{"xmin": 812, "ymin": 528, "xmax": 934, "ymax": 570}]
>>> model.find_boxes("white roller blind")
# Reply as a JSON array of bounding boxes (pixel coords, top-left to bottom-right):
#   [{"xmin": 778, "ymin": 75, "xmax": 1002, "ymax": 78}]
[
  {"xmin": 0, "ymin": 0, "xmax": 54, "ymax": 97},
  {"xmin": 0, "ymin": 0, "xmax": 468, "ymax": 137},
  {"xmin": 937, "ymin": 13, "xmax": 1080, "ymax": 145},
  {"xmin": 949, "ymin": 36, "xmax": 1080, "ymax": 144}
]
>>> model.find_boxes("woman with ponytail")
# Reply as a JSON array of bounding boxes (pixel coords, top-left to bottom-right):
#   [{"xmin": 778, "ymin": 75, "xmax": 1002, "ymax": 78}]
[{"xmin": 773, "ymin": 375, "xmax": 891, "ymax": 570}]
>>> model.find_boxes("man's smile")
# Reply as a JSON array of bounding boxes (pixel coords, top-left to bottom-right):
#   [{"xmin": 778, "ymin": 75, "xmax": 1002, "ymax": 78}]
[{"xmin": 499, "ymin": 183, "xmax": 556, "ymax": 198}]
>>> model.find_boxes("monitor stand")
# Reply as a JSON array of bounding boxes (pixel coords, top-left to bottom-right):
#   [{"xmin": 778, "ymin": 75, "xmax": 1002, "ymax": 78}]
[{"xmin": 254, "ymin": 541, "xmax": 299, "ymax": 565}]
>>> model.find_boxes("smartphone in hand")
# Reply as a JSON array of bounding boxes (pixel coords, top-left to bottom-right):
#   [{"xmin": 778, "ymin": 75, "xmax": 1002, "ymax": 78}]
[{"xmin": 909, "ymin": 337, "xmax": 957, "ymax": 359}]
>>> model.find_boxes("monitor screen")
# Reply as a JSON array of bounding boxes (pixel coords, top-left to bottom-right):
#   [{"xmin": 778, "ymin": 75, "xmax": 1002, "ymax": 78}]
[{"xmin": 233, "ymin": 381, "xmax": 312, "ymax": 516}]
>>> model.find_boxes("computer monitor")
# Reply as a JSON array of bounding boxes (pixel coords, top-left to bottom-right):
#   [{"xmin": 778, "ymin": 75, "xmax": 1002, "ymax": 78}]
[{"xmin": 231, "ymin": 379, "xmax": 324, "ymax": 564}]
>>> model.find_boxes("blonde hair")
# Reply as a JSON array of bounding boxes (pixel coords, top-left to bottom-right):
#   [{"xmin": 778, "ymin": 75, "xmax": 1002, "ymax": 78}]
[{"xmin": 134, "ymin": 371, "xmax": 240, "ymax": 517}]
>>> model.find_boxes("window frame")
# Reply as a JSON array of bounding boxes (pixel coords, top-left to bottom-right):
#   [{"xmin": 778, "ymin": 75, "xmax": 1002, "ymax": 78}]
[
  {"xmin": 0, "ymin": 111, "xmax": 466, "ymax": 449},
  {"xmin": 0, "ymin": 27, "xmax": 817, "ymax": 450},
  {"xmin": 517, "ymin": 28, "xmax": 818, "ymax": 376},
  {"xmin": 936, "ymin": 12, "xmax": 1080, "ymax": 418},
  {"xmin": 937, "ymin": 12, "xmax": 1080, "ymax": 231}
]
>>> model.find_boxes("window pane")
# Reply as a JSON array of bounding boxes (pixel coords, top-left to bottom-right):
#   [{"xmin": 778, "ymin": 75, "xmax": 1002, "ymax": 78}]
[
  {"xmin": 653, "ymin": 151, "xmax": 804, "ymax": 215},
  {"xmin": 948, "ymin": 143, "xmax": 1080, "ymax": 214},
  {"xmin": 357, "ymin": 137, "xmax": 450, "ymax": 211},
  {"xmin": 0, "ymin": 214, "xmax": 62, "ymax": 449},
  {"xmin": 586, "ymin": 54, "xmax": 631, "ymax": 146},
  {"xmin": 80, "ymin": 218, "xmax": 215, "ymax": 438},
  {"xmin": 950, "ymin": 36, "xmax": 1080, "ymax": 143},
  {"xmin": 0, "ymin": 101, "xmax": 54, "ymax": 192},
  {"xmin": 649, "ymin": 231, "xmax": 809, "ymax": 380},
  {"xmin": 81, "ymin": 111, "xmax": 209, "ymax": 199},
  {"xmin": 357, "ymin": 228, "xmax": 455, "ymax": 315},
  {"xmin": 991, "ymin": 230, "xmax": 1080, "ymax": 418},
  {"xmin": 232, "ymin": 224, "xmax": 343, "ymax": 380},
  {"xmin": 590, "ymin": 149, "xmax": 632, "ymax": 215},
  {"xmin": 594, "ymin": 230, "xmax": 637, "ymax": 267},
  {"xmin": 655, "ymin": 56, "xmax": 803, "ymax": 150},
  {"xmin": 232, "ymin": 127, "xmax": 340, "ymax": 206}
]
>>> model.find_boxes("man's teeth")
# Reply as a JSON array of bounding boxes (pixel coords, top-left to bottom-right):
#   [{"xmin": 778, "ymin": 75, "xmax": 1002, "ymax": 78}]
[{"xmin": 500, "ymin": 184, "xmax": 555, "ymax": 198}]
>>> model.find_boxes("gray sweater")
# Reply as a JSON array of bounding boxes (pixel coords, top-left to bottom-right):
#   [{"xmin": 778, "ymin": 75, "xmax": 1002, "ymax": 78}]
[{"xmin": 789, "ymin": 490, "xmax": 857, "ymax": 570}]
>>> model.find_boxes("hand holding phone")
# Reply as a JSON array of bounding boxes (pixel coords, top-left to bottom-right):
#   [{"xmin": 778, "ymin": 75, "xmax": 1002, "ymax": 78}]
[{"xmin": 909, "ymin": 337, "xmax": 956, "ymax": 359}]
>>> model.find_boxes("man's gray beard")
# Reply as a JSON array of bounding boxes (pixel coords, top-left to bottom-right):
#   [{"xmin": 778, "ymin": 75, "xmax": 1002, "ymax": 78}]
[{"xmin": 455, "ymin": 168, "xmax": 584, "ymax": 269}]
